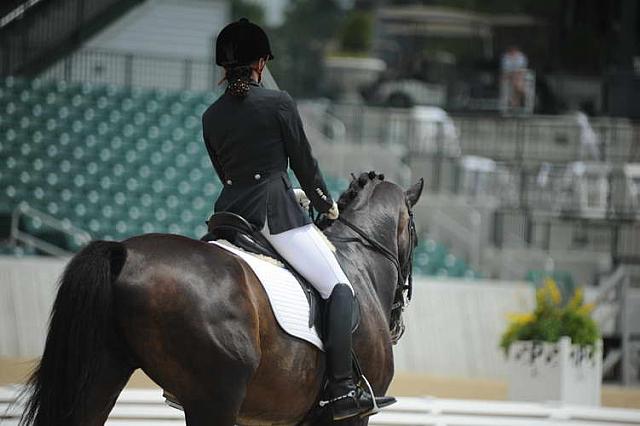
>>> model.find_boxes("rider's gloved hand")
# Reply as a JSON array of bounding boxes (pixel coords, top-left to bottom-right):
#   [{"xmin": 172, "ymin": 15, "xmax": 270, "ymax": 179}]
[
  {"xmin": 293, "ymin": 188, "xmax": 311, "ymax": 209},
  {"xmin": 327, "ymin": 202, "xmax": 339, "ymax": 220}
]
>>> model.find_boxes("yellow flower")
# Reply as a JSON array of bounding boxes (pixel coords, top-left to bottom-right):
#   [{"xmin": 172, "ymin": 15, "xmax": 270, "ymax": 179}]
[
  {"xmin": 542, "ymin": 278, "xmax": 562, "ymax": 305},
  {"xmin": 507, "ymin": 312, "xmax": 534, "ymax": 325},
  {"xmin": 578, "ymin": 303, "xmax": 595, "ymax": 315},
  {"xmin": 567, "ymin": 287, "xmax": 584, "ymax": 310}
]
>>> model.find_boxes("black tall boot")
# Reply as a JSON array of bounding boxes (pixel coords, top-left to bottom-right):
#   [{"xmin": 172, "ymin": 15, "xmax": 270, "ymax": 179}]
[{"xmin": 323, "ymin": 284, "xmax": 396, "ymax": 421}]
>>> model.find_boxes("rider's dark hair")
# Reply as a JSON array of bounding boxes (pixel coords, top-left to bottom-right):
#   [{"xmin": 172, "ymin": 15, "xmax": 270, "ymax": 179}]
[{"xmin": 225, "ymin": 65, "xmax": 253, "ymax": 97}]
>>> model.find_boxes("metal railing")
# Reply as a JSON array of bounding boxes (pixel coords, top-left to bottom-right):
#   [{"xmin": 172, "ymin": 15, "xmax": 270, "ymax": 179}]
[
  {"xmin": 9, "ymin": 202, "xmax": 92, "ymax": 257},
  {"xmin": 325, "ymin": 103, "xmax": 640, "ymax": 165},
  {"xmin": 492, "ymin": 209, "xmax": 640, "ymax": 263},
  {"xmin": 430, "ymin": 206, "xmax": 483, "ymax": 270},
  {"xmin": 593, "ymin": 266, "xmax": 638, "ymax": 385},
  {"xmin": 38, "ymin": 48, "xmax": 222, "ymax": 92}
]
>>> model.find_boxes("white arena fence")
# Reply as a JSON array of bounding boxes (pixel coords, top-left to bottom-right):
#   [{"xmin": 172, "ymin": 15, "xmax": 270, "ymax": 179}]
[
  {"xmin": 0, "ymin": 255, "xmax": 534, "ymax": 380},
  {"xmin": 2, "ymin": 387, "xmax": 640, "ymax": 426}
]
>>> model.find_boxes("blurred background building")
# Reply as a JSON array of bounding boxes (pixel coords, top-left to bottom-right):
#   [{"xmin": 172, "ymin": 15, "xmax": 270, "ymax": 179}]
[{"xmin": 1, "ymin": 0, "xmax": 640, "ymax": 423}]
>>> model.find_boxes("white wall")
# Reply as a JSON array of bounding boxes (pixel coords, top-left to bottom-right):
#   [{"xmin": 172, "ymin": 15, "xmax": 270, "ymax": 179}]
[
  {"xmin": 1, "ymin": 256, "xmax": 535, "ymax": 381},
  {"xmin": 41, "ymin": 0, "xmax": 229, "ymax": 90},
  {"xmin": 0, "ymin": 256, "xmax": 66, "ymax": 358},
  {"xmin": 393, "ymin": 277, "xmax": 535, "ymax": 379},
  {"xmin": 84, "ymin": 0, "xmax": 228, "ymax": 59}
]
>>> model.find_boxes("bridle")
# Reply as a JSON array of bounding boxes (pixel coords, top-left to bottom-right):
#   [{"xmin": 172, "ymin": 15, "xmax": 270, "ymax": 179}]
[{"xmin": 325, "ymin": 199, "xmax": 417, "ymax": 344}]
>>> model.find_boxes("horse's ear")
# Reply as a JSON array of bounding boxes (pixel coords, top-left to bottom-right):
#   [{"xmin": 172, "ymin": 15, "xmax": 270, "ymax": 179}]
[{"xmin": 406, "ymin": 178, "xmax": 424, "ymax": 207}]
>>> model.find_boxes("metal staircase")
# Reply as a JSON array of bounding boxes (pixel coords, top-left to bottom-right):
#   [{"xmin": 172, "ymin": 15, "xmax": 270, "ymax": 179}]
[
  {"xmin": 0, "ymin": 0, "xmax": 143, "ymax": 77},
  {"xmin": 595, "ymin": 266, "xmax": 640, "ymax": 385}
]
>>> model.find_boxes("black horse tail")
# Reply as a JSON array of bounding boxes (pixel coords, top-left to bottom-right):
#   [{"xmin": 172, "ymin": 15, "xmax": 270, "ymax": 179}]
[{"xmin": 19, "ymin": 241, "xmax": 127, "ymax": 426}]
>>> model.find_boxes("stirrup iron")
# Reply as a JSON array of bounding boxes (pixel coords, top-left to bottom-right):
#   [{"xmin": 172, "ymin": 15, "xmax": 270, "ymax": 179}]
[{"xmin": 357, "ymin": 374, "xmax": 380, "ymax": 417}]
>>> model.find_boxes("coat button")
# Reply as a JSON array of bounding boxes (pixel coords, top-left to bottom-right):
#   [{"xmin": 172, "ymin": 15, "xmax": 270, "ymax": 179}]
[
  {"xmin": 226, "ymin": 179, "xmax": 233, "ymax": 185},
  {"xmin": 254, "ymin": 173, "xmax": 261, "ymax": 180}
]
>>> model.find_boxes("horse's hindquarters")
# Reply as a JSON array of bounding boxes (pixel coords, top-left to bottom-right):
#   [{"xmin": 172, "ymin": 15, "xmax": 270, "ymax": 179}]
[
  {"xmin": 116, "ymin": 234, "xmax": 325, "ymax": 425},
  {"xmin": 239, "ymin": 275, "xmax": 326, "ymax": 424}
]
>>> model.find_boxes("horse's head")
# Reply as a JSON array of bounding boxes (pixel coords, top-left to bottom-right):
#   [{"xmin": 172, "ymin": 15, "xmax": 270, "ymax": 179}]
[{"xmin": 319, "ymin": 171, "xmax": 424, "ymax": 343}]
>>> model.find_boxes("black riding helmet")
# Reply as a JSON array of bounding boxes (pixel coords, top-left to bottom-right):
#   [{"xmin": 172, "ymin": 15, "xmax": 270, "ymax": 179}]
[{"xmin": 216, "ymin": 18, "xmax": 274, "ymax": 67}]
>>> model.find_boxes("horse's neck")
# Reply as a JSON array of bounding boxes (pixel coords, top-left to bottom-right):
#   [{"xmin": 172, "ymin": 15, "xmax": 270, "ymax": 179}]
[{"xmin": 326, "ymin": 217, "xmax": 398, "ymax": 316}]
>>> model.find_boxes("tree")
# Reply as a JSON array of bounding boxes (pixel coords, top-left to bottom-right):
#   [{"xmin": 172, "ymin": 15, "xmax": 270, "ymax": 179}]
[
  {"xmin": 268, "ymin": 0, "xmax": 343, "ymax": 97},
  {"xmin": 230, "ymin": 0, "xmax": 266, "ymax": 25},
  {"xmin": 340, "ymin": 10, "xmax": 373, "ymax": 54}
]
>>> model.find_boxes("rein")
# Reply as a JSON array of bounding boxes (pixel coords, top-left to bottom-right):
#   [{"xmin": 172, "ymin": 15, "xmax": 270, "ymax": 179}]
[{"xmin": 324, "ymin": 205, "xmax": 416, "ymax": 344}]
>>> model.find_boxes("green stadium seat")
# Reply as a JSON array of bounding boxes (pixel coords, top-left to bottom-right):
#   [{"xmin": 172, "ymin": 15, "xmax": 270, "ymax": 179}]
[
  {"xmin": 444, "ymin": 254, "xmax": 467, "ymax": 277},
  {"xmin": 123, "ymin": 177, "xmax": 141, "ymax": 193},
  {"xmin": 46, "ymin": 201, "xmax": 61, "ymax": 216},
  {"xmin": 87, "ymin": 218, "xmax": 102, "ymax": 234},
  {"xmin": 4, "ymin": 76, "xmax": 27, "ymax": 91},
  {"xmin": 0, "ymin": 77, "xmax": 480, "ymax": 274}
]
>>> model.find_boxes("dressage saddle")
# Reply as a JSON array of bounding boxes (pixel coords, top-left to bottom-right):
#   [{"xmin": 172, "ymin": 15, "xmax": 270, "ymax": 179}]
[
  {"xmin": 201, "ymin": 212, "xmax": 359, "ymax": 331},
  {"xmin": 201, "ymin": 212, "xmax": 322, "ymax": 329}
]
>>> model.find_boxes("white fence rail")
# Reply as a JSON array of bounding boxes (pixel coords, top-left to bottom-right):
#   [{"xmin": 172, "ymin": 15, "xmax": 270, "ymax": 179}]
[{"xmin": 2, "ymin": 387, "xmax": 640, "ymax": 425}]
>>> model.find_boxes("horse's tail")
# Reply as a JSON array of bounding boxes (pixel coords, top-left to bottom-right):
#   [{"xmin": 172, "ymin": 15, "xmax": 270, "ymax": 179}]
[{"xmin": 19, "ymin": 240, "xmax": 127, "ymax": 426}]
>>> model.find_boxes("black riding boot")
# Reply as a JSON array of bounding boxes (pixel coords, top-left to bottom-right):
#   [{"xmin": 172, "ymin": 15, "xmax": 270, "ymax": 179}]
[{"xmin": 324, "ymin": 284, "xmax": 396, "ymax": 421}]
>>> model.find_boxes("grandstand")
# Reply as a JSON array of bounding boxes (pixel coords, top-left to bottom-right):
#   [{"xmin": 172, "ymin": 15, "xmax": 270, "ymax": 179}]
[
  {"xmin": 0, "ymin": 77, "xmax": 221, "ymax": 250},
  {"xmin": 0, "ymin": 79, "xmax": 341, "ymax": 244},
  {"xmin": 0, "ymin": 75, "xmax": 477, "ymax": 277}
]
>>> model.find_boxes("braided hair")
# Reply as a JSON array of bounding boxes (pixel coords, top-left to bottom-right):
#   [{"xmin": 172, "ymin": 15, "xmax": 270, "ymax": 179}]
[{"xmin": 225, "ymin": 65, "xmax": 253, "ymax": 97}]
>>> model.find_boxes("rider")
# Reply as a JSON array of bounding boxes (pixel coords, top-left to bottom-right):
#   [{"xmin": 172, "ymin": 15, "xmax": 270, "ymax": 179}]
[{"xmin": 202, "ymin": 18, "xmax": 395, "ymax": 421}]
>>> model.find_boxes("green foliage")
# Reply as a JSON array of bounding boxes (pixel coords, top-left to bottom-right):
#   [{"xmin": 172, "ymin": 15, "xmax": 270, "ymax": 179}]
[
  {"xmin": 230, "ymin": 0, "xmax": 265, "ymax": 25},
  {"xmin": 268, "ymin": 0, "xmax": 343, "ymax": 97},
  {"xmin": 340, "ymin": 11, "xmax": 373, "ymax": 54},
  {"xmin": 500, "ymin": 279, "xmax": 600, "ymax": 354}
]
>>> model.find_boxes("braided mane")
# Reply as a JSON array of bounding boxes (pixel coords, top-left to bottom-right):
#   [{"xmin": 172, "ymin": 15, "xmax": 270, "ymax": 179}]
[
  {"xmin": 336, "ymin": 170, "xmax": 385, "ymax": 211},
  {"xmin": 317, "ymin": 171, "xmax": 384, "ymax": 229}
]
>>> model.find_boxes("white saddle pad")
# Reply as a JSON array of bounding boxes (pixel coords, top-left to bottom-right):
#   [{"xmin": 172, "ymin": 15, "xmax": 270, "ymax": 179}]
[{"xmin": 208, "ymin": 240, "xmax": 324, "ymax": 350}]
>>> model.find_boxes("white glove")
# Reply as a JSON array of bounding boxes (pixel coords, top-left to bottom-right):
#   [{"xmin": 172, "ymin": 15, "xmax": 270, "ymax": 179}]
[
  {"xmin": 293, "ymin": 188, "xmax": 311, "ymax": 209},
  {"xmin": 326, "ymin": 201, "xmax": 339, "ymax": 220}
]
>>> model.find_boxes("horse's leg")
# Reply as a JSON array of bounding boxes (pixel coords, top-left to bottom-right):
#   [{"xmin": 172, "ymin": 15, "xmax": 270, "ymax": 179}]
[
  {"xmin": 178, "ymin": 359, "xmax": 255, "ymax": 426},
  {"xmin": 182, "ymin": 389, "xmax": 245, "ymax": 426},
  {"xmin": 77, "ymin": 350, "xmax": 134, "ymax": 426},
  {"xmin": 307, "ymin": 412, "xmax": 369, "ymax": 426}
]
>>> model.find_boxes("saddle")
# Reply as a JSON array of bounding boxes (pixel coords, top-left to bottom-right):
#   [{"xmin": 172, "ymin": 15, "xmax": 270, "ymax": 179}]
[
  {"xmin": 201, "ymin": 212, "xmax": 323, "ymax": 331},
  {"xmin": 201, "ymin": 212, "xmax": 359, "ymax": 333}
]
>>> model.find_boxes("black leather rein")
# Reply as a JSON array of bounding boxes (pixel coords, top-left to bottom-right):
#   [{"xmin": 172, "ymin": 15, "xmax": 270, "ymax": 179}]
[{"xmin": 328, "ymin": 207, "xmax": 416, "ymax": 343}]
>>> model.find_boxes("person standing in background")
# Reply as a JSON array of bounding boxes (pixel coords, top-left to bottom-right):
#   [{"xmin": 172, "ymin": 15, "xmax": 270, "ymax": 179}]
[{"xmin": 501, "ymin": 46, "xmax": 528, "ymax": 109}]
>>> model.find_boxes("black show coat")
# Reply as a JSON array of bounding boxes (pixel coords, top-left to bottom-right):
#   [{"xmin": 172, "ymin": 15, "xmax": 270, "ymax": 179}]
[{"xmin": 202, "ymin": 82, "xmax": 334, "ymax": 234}]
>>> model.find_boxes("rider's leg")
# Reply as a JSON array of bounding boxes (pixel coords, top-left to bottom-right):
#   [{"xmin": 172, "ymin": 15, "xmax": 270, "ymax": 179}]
[
  {"xmin": 261, "ymin": 223, "xmax": 395, "ymax": 420},
  {"xmin": 260, "ymin": 223, "xmax": 351, "ymax": 299}
]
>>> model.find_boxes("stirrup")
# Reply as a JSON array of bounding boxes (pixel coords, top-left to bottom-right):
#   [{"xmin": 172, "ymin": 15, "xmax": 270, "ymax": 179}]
[
  {"xmin": 357, "ymin": 374, "xmax": 381, "ymax": 417},
  {"xmin": 163, "ymin": 391, "xmax": 184, "ymax": 411}
]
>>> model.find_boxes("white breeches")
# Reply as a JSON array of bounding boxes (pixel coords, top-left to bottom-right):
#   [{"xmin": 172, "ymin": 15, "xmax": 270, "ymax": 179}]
[{"xmin": 260, "ymin": 222, "xmax": 353, "ymax": 299}]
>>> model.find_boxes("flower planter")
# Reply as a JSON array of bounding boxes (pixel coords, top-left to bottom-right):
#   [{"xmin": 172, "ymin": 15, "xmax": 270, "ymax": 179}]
[{"xmin": 506, "ymin": 337, "xmax": 602, "ymax": 406}]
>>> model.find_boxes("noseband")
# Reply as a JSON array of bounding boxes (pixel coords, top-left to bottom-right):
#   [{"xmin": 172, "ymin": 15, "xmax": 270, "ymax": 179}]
[{"xmin": 332, "ymin": 200, "xmax": 417, "ymax": 344}]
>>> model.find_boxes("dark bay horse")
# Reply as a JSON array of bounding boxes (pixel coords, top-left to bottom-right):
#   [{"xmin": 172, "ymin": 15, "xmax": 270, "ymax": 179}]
[{"xmin": 18, "ymin": 171, "xmax": 423, "ymax": 426}]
